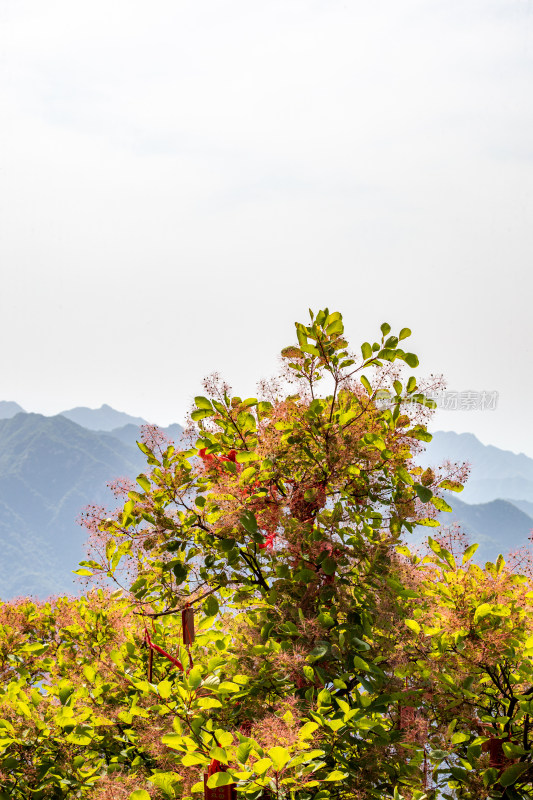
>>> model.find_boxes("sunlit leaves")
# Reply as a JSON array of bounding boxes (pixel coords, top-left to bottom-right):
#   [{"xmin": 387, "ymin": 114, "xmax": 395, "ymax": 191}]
[
  {"xmin": 462, "ymin": 543, "xmax": 479, "ymax": 564},
  {"xmin": 405, "ymin": 619, "xmax": 421, "ymax": 635},
  {"xmin": 2, "ymin": 306, "xmax": 487, "ymax": 800},
  {"xmin": 473, "ymin": 603, "xmax": 493, "ymax": 623}
]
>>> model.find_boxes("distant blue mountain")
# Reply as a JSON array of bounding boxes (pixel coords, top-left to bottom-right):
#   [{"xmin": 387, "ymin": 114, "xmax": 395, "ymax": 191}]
[
  {"xmin": 60, "ymin": 404, "xmax": 147, "ymax": 431},
  {"xmin": 0, "ymin": 413, "xmax": 148, "ymax": 599},
  {"xmin": 107, "ymin": 422, "xmax": 184, "ymax": 449},
  {"xmin": 436, "ymin": 496, "xmax": 532, "ymax": 564},
  {"xmin": 421, "ymin": 431, "xmax": 533, "ymax": 505},
  {"xmin": 0, "ymin": 401, "xmax": 26, "ymax": 419},
  {"xmin": 0, "ymin": 412, "xmax": 183, "ymax": 599},
  {"xmin": 0, "ymin": 413, "xmax": 530, "ymax": 599}
]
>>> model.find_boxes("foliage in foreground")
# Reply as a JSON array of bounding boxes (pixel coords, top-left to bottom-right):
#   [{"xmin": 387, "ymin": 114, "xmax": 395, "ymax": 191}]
[{"xmin": 1, "ymin": 309, "xmax": 533, "ymax": 800}]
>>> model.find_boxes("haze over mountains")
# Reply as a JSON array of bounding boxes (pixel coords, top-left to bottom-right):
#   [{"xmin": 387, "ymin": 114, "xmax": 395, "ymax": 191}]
[
  {"xmin": 421, "ymin": 431, "xmax": 533, "ymax": 505},
  {"xmin": 59, "ymin": 404, "xmax": 147, "ymax": 431},
  {"xmin": 0, "ymin": 402, "xmax": 531, "ymax": 599},
  {"xmin": 0, "ymin": 403, "xmax": 182, "ymax": 599}
]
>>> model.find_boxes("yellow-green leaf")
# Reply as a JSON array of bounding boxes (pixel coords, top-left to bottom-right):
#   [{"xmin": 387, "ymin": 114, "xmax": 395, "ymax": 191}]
[
  {"xmin": 253, "ymin": 757, "xmax": 273, "ymax": 774},
  {"xmin": 462, "ymin": 543, "xmax": 479, "ymax": 564},
  {"xmin": 268, "ymin": 746, "xmax": 290, "ymax": 770},
  {"xmin": 207, "ymin": 772, "xmax": 234, "ymax": 788},
  {"xmin": 405, "ymin": 619, "xmax": 421, "ymax": 635},
  {"xmin": 474, "ymin": 603, "xmax": 492, "ymax": 623}
]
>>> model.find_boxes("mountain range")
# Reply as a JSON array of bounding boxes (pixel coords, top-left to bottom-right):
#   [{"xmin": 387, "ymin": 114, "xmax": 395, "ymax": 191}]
[
  {"xmin": 0, "ymin": 401, "xmax": 149, "ymax": 430},
  {"xmin": 0, "ymin": 408, "xmax": 182, "ymax": 599},
  {"xmin": 0, "ymin": 404, "xmax": 531, "ymax": 599},
  {"xmin": 420, "ymin": 430, "xmax": 533, "ymax": 505}
]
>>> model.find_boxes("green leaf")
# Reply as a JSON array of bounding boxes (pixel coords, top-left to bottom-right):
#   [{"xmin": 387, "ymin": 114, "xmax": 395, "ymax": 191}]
[
  {"xmin": 361, "ymin": 375, "xmax": 372, "ymax": 394},
  {"xmin": 158, "ymin": 680, "xmax": 172, "ymax": 700},
  {"xmin": 308, "ymin": 643, "xmax": 329, "ymax": 662},
  {"xmin": 148, "ymin": 772, "xmax": 183, "ymax": 796},
  {"xmin": 405, "ymin": 619, "xmax": 421, "ymax": 635},
  {"xmin": 182, "ymin": 753, "xmax": 207, "ymax": 766},
  {"xmin": 253, "ymin": 757, "xmax": 273, "ymax": 775},
  {"xmin": 321, "ymin": 557, "xmax": 337, "ymax": 575},
  {"xmin": 129, "ymin": 792, "xmax": 151, "ymax": 800},
  {"xmin": 240, "ymin": 466, "xmax": 256, "ymax": 483},
  {"xmin": 198, "ymin": 697, "xmax": 223, "ymax": 709},
  {"xmin": 399, "ymin": 328, "xmax": 411, "ymax": 341},
  {"xmin": 439, "ymin": 479, "xmax": 464, "ymax": 492},
  {"xmin": 240, "ymin": 511, "xmax": 258, "ymax": 534},
  {"xmin": 451, "ymin": 731, "xmax": 469, "ymax": 744},
  {"xmin": 58, "ymin": 685, "xmax": 74, "ymax": 705},
  {"xmin": 361, "ymin": 342, "xmax": 372, "ymax": 360},
  {"xmin": 326, "ymin": 319, "xmax": 344, "ymax": 336},
  {"xmin": 207, "ymin": 772, "xmax": 234, "ymax": 788},
  {"xmin": 414, "ymin": 484, "xmax": 433, "ymax": 503},
  {"xmin": 500, "ymin": 762, "xmax": 528, "ymax": 787},
  {"xmin": 325, "ymin": 770, "xmax": 348, "ymax": 781},
  {"xmin": 462, "ymin": 543, "xmax": 479, "ymax": 564},
  {"xmin": 397, "ymin": 467, "xmax": 414, "ymax": 485},
  {"xmin": 431, "ymin": 496, "xmax": 452, "ymax": 512},
  {"xmin": 173, "ymin": 562, "xmax": 188, "ymax": 583},
  {"xmin": 296, "ymin": 324, "xmax": 308, "ymax": 347},
  {"xmin": 301, "ymin": 343, "xmax": 320, "ymax": 357},
  {"xmin": 403, "ymin": 352, "xmax": 419, "ymax": 368},
  {"xmin": 195, "ymin": 396, "xmax": 213, "ymax": 410},
  {"xmin": 136, "ymin": 474, "xmax": 151, "ymax": 492},
  {"xmin": 236, "ymin": 741, "xmax": 252, "ymax": 764},
  {"xmin": 353, "ymin": 655, "xmax": 369, "ymax": 671},
  {"xmin": 380, "ymin": 322, "xmax": 391, "ymax": 337},
  {"xmin": 474, "ymin": 603, "xmax": 493, "ymax": 623},
  {"xmin": 188, "ymin": 667, "xmax": 203, "ymax": 690},
  {"xmin": 191, "ymin": 408, "xmax": 215, "ymax": 421},
  {"xmin": 162, "ymin": 733, "xmax": 186, "ymax": 750},
  {"xmin": 417, "ymin": 518, "xmax": 440, "ymax": 527},
  {"xmin": 204, "ymin": 594, "xmax": 219, "ymax": 616},
  {"xmin": 218, "ymin": 681, "xmax": 240, "ymax": 692},
  {"xmin": 268, "ymin": 746, "xmax": 290, "ymax": 770}
]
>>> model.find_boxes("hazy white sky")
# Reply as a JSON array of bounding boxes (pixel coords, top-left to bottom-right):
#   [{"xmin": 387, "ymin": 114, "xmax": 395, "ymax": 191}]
[{"xmin": 1, "ymin": 1, "xmax": 532, "ymax": 454}]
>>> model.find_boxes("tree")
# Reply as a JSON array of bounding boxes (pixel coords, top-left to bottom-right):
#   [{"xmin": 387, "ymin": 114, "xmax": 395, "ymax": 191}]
[
  {"xmin": 397, "ymin": 533, "xmax": 533, "ymax": 799},
  {"xmin": 1, "ymin": 308, "xmax": 530, "ymax": 800}
]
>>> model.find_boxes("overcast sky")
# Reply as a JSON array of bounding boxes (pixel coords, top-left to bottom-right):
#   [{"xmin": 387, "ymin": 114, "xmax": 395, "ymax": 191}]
[{"xmin": 1, "ymin": 1, "xmax": 532, "ymax": 455}]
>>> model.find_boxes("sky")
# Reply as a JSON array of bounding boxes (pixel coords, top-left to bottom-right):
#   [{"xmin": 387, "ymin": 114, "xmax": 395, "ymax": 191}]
[{"xmin": 1, "ymin": 0, "xmax": 532, "ymax": 455}]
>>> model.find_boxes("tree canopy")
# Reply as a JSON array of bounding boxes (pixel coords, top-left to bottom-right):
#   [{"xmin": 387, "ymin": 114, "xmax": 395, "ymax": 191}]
[{"xmin": 1, "ymin": 308, "xmax": 532, "ymax": 800}]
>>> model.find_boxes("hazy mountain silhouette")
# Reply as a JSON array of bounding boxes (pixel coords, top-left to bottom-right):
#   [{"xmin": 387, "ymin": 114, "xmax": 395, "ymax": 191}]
[
  {"xmin": 0, "ymin": 413, "xmax": 182, "ymax": 599},
  {"xmin": 0, "ymin": 413, "xmax": 143, "ymax": 598},
  {"xmin": 0, "ymin": 414, "xmax": 530, "ymax": 599},
  {"xmin": 0, "ymin": 401, "xmax": 26, "ymax": 419},
  {"xmin": 421, "ymin": 431, "xmax": 533, "ymax": 505},
  {"xmin": 107, "ymin": 422, "xmax": 184, "ymax": 449},
  {"xmin": 60, "ymin": 404, "xmax": 148, "ymax": 431},
  {"xmin": 509, "ymin": 499, "xmax": 533, "ymax": 518},
  {"xmin": 435, "ymin": 495, "xmax": 533, "ymax": 563}
]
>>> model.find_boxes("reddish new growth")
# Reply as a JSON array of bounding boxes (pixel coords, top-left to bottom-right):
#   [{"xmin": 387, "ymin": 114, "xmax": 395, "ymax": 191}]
[{"xmin": 198, "ymin": 448, "xmax": 239, "ymax": 468}]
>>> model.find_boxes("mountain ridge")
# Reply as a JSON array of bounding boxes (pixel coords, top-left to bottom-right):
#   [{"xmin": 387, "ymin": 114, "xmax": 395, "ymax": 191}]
[
  {"xmin": 0, "ymin": 412, "xmax": 183, "ymax": 599},
  {"xmin": 0, "ymin": 404, "xmax": 531, "ymax": 599},
  {"xmin": 421, "ymin": 430, "xmax": 533, "ymax": 504},
  {"xmin": 59, "ymin": 404, "xmax": 148, "ymax": 431}
]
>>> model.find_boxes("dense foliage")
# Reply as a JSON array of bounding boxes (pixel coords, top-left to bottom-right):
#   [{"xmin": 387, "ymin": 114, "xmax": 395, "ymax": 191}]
[{"xmin": 1, "ymin": 309, "xmax": 533, "ymax": 800}]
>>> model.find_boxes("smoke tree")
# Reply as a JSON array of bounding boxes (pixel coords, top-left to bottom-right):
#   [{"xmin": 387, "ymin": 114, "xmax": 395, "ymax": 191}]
[{"xmin": 1, "ymin": 308, "xmax": 532, "ymax": 800}]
